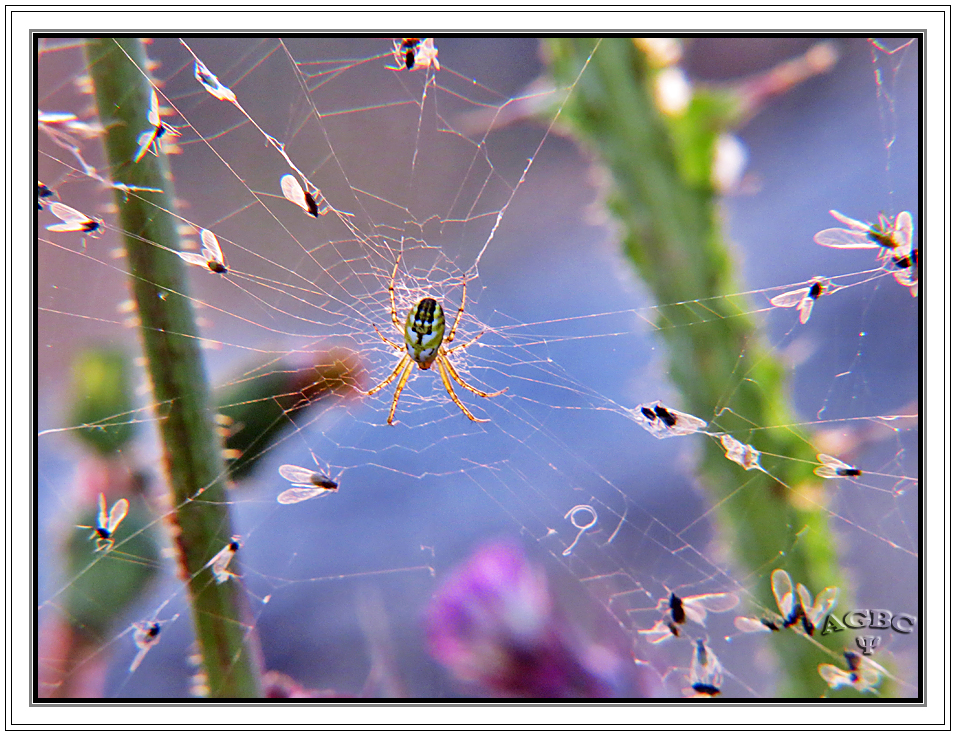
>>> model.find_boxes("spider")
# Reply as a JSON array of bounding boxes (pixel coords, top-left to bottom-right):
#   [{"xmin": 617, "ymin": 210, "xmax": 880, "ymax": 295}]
[{"xmin": 366, "ymin": 253, "xmax": 505, "ymax": 425}]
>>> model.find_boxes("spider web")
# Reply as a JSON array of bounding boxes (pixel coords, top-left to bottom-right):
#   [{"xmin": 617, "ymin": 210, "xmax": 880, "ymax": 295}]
[{"xmin": 32, "ymin": 35, "xmax": 923, "ymax": 706}]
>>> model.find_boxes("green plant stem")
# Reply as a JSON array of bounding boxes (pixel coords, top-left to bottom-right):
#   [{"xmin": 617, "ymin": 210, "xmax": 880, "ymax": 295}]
[
  {"xmin": 547, "ymin": 38, "xmax": 852, "ymax": 696},
  {"xmin": 84, "ymin": 37, "xmax": 262, "ymax": 697}
]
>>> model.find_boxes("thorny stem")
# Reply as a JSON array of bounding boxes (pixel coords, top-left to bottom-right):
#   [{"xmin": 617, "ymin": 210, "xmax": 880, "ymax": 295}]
[{"xmin": 84, "ymin": 37, "xmax": 263, "ymax": 697}]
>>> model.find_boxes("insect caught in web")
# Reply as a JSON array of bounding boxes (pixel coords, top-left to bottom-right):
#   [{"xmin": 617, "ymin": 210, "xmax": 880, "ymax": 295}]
[
  {"xmin": 276, "ymin": 462, "xmax": 339, "ymax": 505},
  {"xmin": 638, "ymin": 590, "xmax": 739, "ymax": 644},
  {"xmin": 814, "ymin": 210, "xmax": 918, "ymax": 297},
  {"xmin": 814, "ymin": 452, "xmax": 863, "ymax": 478},
  {"xmin": 178, "ymin": 228, "xmax": 228, "ymax": 274},
  {"xmin": 814, "ymin": 209, "xmax": 912, "ymax": 251},
  {"xmin": 77, "ymin": 493, "xmax": 129, "ymax": 553},
  {"xmin": 718, "ymin": 433, "xmax": 763, "ymax": 472},
  {"xmin": 633, "ymin": 402, "xmax": 708, "ymax": 439},
  {"xmin": 365, "ymin": 253, "xmax": 506, "ymax": 425},
  {"xmin": 818, "ymin": 650, "xmax": 885, "ymax": 693},
  {"xmin": 133, "ymin": 88, "xmax": 178, "ymax": 164},
  {"xmin": 280, "ymin": 174, "xmax": 328, "ymax": 218},
  {"xmin": 770, "ymin": 277, "xmax": 833, "ymax": 324},
  {"xmin": 390, "ymin": 37, "xmax": 440, "ymax": 71},
  {"xmin": 207, "ymin": 535, "xmax": 242, "ymax": 584},
  {"xmin": 128, "ymin": 614, "xmax": 178, "ymax": 673},
  {"xmin": 686, "ymin": 638, "xmax": 723, "ymax": 698},
  {"xmin": 772, "ymin": 568, "xmax": 839, "ymax": 637},
  {"xmin": 45, "ymin": 202, "xmax": 102, "ymax": 237}
]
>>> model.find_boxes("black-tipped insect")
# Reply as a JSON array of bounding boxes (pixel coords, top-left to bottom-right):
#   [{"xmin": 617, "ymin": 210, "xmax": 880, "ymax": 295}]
[
  {"xmin": 814, "ymin": 453, "xmax": 862, "ymax": 478},
  {"xmin": 639, "ymin": 590, "xmax": 739, "ymax": 644},
  {"xmin": 277, "ymin": 463, "xmax": 339, "ymax": 505},
  {"xmin": 281, "ymin": 174, "xmax": 328, "ymax": 218},
  {"xmin": 46, "ymin": 202, "xmax": 102, "ymax": 236},
  {"xmin": 179, "ymin": 229, "xmax": 228, "ymax": 274},
  {"xmin": 686, "ymin": 639, "xmax": 722, "ymax": 697},
  {"xmin": 634, "ymin": 402, "xmax": 708, "ymax": 439},
  {"xmin": 815, "ymin": 210, "xmax": 912, "ymax": 251},
  {"xmin": 208, "ymin": 535, "xmax": 242, "ymax": 584},
  {"xmin": 390, "ymin": 38, "xmax": 439, "ymax": 72},
  {"xmin": 819, "ymin": 650, "xmax": 885, "ymax": 693},
  {"xmin": 130, "ymin": 621, "xmax": 161, "ymax": 672},
  {"xmin": 134, "ymin": 88, "xmax": 178, "ymax": 163},
  {"xmin": 772, "ymin": 568, "xmax": 839, "ymax": 636},
  {"xmin": 77, "ymin": 493, "xmax": 129, "ymax": 553},
  {"xmin": 770, "ymin": 278, "xmax": 832, "ymax": 324}
]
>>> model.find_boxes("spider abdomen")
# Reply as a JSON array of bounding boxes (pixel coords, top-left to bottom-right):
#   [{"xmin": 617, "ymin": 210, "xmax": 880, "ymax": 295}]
[{"xmin": 405, "ymin": 297, "xmax": 446, "ymax": 368}]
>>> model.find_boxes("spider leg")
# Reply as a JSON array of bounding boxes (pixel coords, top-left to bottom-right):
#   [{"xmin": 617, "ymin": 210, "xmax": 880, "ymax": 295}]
[
  {"xmin": 387, "ymin": 358, "xmax": 416, "ymax": 425},
  {"xmin": 445, "ymin": 272, "xmax": 468, "ymax": 345},
  {"xmin": 435, "ymin": 356, "xmax": 486, "ymax": 423},
  {"xmin": 441, "ymin": 353, "xmax": 506, "ymax": 398},
  {"xmin": 444, "ymin": 330, "xmax": 484, "ymax": 355},
  {"xmin": 366, "ymin": 353, "xmax": 410, "ymax": 397},
  {"xmin": 388, "ymin": 252, "xmax": 403, "ymax": 331},
  {"xmin": 372, "ymin": 323, "xmax": 403, "ymax": 351}
]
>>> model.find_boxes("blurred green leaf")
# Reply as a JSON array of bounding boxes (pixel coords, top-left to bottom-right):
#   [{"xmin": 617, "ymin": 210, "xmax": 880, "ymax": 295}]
[
  {"xmin": 216, "ymin": 349, "xmax": 362, "ymax": 480},
  {"xmin": 68, "ymin": 348, "xmax": 136, "ymax": 455}
]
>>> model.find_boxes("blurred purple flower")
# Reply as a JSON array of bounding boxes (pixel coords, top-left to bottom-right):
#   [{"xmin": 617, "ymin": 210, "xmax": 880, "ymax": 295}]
[{"xmin": 426, "ymin": 540, "xmax": 652, "ymax": 698}]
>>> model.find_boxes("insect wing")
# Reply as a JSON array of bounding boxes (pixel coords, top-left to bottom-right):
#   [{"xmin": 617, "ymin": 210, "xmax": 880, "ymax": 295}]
[
  {"xmin": 800, "ymin": 584, "xmax": 839, "ymax": 633},
  {"xmin": 813, "ymin": 227, "xmax": 876, "ymax": 249},
  {"xmin": 637, "ymin": 619, "xmax": 675, "ymax": 645},
  {"xmin": 797, "ymin": 295, "xmax": 815, "ymax": 324},
  {"xmin": 734, "ymin": 616, "xmax": 775, "ymax": 633},
  {"xmin": 281, "ymin": 174, "xmax": 312, "ymax": 215},
  {"xmin": 827, "ymin": 210, "xmax": 871, "ymax": 231},
  {"xmin": 107, "ymin": 498, "xmax": 130, "ymax": 533},
  {"xmin": 814, "ymin": 453, "xmax": 851, "ymax": 478},
  {"xmin": 819, "ymin": 663, "xmax": 853, "ymax": 690},
  {"xmin": 38, "ymin": 110, "xmax": 79, "ymax": 125},
  {"xmin": 178, "ymin": 252, "xmax": 212, "ymax": 268},
  {"xmin": 129, "ymin": 646, "xmax": 150, "ymax": 673},
  {"xmin": 770, "ymin": 287, "xmax": 808, "ymax": 310},
  {"xmin": 277, "ymin": 486, "xmax": 334, "ymax": 505},
  {"xmin": 278, "ymin": 464, "xmax": 319, "ymax": 484},
  {"xmin": 893, "ymin": 268, "xmax": 918, "ymax": 296},
  {"xmin": 771, "ymin": 569, "xmax": 797, "ymax": 621},
  {"xmin": 146, "ymin": 88, "xmax": 161, "ymax": 127},
  {"xmin": 200, "ymin": 228, "xmax": 224, "ymax": 264},
  {"xmin": 91, "ymin": 492, "xmax": 109, "ymax": 529},
  {"xmin": 47, "ymin": 202, "xmax": 90, "ymax": 231},
  {"xmin": 893, "ymin": 211, "xmax": 913, "ymax": 251},
  {"xmin": 133, "ymin": 129, "xmax": 157, "ymax": 163},
  {"xmin": 669, "ymin": 408, "xmax": 708, "ymax": 435},
  {"xmin": 681, "ymin": 592, "xmax": 740, "ymax": 626},
  {"xmin": 854, "ymin": 665, "xmax": 883, "ymax": 692}
]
